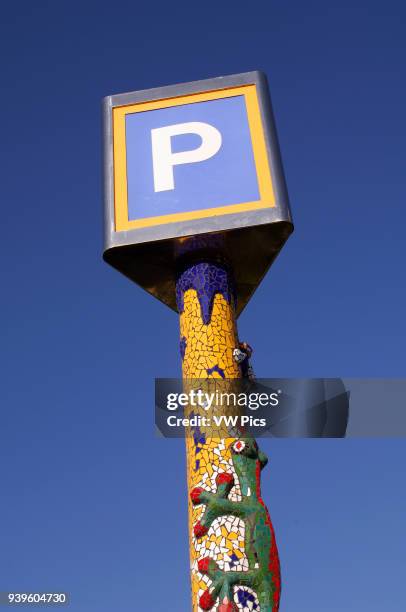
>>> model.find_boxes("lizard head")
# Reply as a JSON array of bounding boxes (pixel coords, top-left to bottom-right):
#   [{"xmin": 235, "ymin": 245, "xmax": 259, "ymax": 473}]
[
  {"xmin": 231, "ymin": 437, "xmax": 268, "ymax": 467},
  {"xmin": 230, "ymin": 435, "xmax": 268, "ymax": 471},
  {"xmin": 230, "ymin": 438, "xmax": 268, "ymax": 497}
]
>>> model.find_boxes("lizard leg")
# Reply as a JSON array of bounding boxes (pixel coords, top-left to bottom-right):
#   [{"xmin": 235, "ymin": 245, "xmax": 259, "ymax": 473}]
[
  {"xmin": 197, "ymin": 557, "xmax": 236, "ymax": 611},
  {"xmin": 190, "ymin": 473, "xmax": 247, "ymax": 537},
  {"xmin": 198, "ymin": 557, "xmax": 266, "ymax": 611}
]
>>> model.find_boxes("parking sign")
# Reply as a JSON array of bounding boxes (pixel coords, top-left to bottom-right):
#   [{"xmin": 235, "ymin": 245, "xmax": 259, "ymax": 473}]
[{"xmin": 103, "ymin": 71, "xmax": 293, "ymax": 314}]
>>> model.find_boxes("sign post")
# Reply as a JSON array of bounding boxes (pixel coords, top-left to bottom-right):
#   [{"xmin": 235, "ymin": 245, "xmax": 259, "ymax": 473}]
[{"xmin": 103, "ymin": 71, "xmax": 293, "ymax": 611}]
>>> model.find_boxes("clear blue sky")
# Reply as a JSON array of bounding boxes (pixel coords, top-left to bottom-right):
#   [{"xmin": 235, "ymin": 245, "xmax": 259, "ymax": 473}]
[{"xmin": 1, "ymin": 1, "xmax": 405, "ymax": 610}]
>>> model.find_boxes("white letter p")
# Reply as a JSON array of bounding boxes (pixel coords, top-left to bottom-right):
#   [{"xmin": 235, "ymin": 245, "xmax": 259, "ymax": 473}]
[{"xmin": 151, "ymin": 121, "xmax": 222, "ymax": 192}]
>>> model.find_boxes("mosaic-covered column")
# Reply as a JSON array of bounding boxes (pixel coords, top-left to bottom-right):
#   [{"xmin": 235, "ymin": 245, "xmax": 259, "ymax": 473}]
[{"xmin": 176, "ymin": 261, "xmax": 281, "ymax": 612}]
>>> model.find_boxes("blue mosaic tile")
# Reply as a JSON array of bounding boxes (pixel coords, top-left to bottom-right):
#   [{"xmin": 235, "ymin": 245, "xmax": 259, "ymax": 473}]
[
  {"xmin": 176, "ymin": 262, "xmax": 235, "ymax": 325},
  {"xmin": 206, "ymin": 364, "xmax": 225, "ymax": 378},
  {"xmin": 180, "ymin": 336, "xmax": 187, "ymax": 360}
]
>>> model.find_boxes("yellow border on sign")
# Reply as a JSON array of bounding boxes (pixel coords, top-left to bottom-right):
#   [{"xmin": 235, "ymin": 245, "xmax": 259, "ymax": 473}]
[{"xmin": 112, "ymin": 85, "xmax": 275, "ymax": 231}]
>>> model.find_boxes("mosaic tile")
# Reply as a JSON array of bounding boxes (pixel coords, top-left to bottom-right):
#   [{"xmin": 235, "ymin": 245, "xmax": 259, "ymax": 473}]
[{"xmin": 177, "ymin": 262, "xmax": 280, "ymax": 611}]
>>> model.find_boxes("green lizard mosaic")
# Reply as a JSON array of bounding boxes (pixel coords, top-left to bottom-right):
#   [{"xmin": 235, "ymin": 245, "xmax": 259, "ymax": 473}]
[{"xmin": 191, "ymin": 437, "xmax": 281, "ymax": 612}]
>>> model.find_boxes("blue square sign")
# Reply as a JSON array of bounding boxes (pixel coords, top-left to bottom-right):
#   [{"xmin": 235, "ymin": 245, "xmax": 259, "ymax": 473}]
[
  {"xmin": 111, "ymin": 81, "xmax": 277, "ymax": 232},
  {"xmin": 125, "ymin": 95, "xmax": 260, "ymax": 221}
]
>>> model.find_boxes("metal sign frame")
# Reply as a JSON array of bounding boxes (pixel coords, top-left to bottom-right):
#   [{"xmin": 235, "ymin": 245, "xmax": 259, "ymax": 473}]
[
  {"xmin": 103, "ymin": 71, "xmax": 291, "ymax": 246},
  {"xmin": 102, "ymin": 71, "xmax": 293, "ymax": 315}
]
